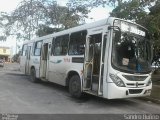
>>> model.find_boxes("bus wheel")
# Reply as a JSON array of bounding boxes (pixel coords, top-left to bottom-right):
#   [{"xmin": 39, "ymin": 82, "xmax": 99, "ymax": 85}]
[
  {"xmin": 30, "ymin": 68, "xmax": 39, "ymax": 83},
  {"xmin": 69, "ymin": 75, "xmax": 82, "ymax": 98}
]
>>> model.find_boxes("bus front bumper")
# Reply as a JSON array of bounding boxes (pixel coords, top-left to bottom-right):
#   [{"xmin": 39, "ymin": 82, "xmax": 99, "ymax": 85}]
[{"xmin": 106, "ymin": 83, "xmax": 152, "ymax": 99}]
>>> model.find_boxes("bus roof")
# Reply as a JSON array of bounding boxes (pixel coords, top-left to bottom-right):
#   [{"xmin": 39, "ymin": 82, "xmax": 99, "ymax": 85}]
[
  {"xmin": 23, "ymin": 17, "xmax": 113, "ymax": 44},
  {"xmin": 22, "ymin": 17, "xmax": 146, "ymax": 44}
]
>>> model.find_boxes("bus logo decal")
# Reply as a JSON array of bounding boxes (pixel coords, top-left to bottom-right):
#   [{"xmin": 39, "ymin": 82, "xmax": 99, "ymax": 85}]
[
  {"xmin": 50, "ymin": 60, "xmax": 62, "ymax": 64},
  {"xmin": 64, "ymin": 58, "xmax": 70, "ymax": 62}
]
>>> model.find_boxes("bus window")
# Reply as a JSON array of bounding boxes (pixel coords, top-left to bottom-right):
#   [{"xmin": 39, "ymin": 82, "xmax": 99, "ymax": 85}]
[
  {"xmin": 32, "ymin": 42, "xmax": 35, "ymax": 56},
  {"xmin": 53, "ymin": 35, "xmax": 69, "ymax": 56},
  {"xmin": 69, "ymin": 30, "xmax": 87, "ymax": 55},
  {"xmin": 34, "ymin": 41, "xmax": 42, "ymax": 56},
  {"xmin": 51, "ymin": 38, "xmax": 55, "ymax": 55},
  {"xmin": 22, "ymin": 44, "xmax": 27, "ymax": 56}
]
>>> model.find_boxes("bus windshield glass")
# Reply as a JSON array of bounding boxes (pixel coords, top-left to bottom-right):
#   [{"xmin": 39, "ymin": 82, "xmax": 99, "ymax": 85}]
[{"xmin": 111, "ymin": 20, "xmax": 152, "ymax": 73}]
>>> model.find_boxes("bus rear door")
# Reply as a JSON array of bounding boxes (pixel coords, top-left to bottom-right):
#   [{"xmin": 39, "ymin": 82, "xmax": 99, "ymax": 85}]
[
  {"xmin": 40, "ymin": 40, "xmax": 51, "ymax": 80},
  {"xmin": 20, "ymin": 44, "xmax": 28, "ymax": 74}
]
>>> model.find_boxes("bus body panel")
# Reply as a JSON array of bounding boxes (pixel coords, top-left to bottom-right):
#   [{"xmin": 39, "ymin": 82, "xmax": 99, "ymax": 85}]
[
  {"xmin": 30, "ymin": 55, "xmax": 41, "ymax": 78},
  {"xmin": 48, "ymin": 55, "xmax": 84, "ymax": 86},
  {"xmin": 48, "ymin": 56, "xmax": 68, "ymax": 85}
]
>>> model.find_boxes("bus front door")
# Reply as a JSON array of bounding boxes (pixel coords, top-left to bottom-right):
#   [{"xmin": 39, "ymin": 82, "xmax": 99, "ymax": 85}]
[{"xmin": 84, "ymin": 33, "xmax": 103, "ymax": 95}]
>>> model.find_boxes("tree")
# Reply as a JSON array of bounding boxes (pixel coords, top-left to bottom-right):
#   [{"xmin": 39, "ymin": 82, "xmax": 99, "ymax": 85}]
[
  {"xmin": 0, "ymin": 12, "xmax": 8, "ymax": 41},
  {"xmin": 1, "ymin": 0, "xmax": 46, "ymax": 40},
  {"xmin": 67, "ymin": 0, "xmax": 119, "ymax": 8},
  {"xmin": 110, "ymin": 1, "xmax": 147, "ymax": 21},
  {"xmin": 147, "ymin": 1, "xmax": 160, "ymax": 55},
  {"xmin": 67, "ymin": 0, "xmax": 156, "ymax": 10},
  {"xmin": 12, "ymin": 50, "xmax": 21, "ymax": 63},
  {"xmin": 0, "ymin": 0, "xmax": 89, "ymax": 40}
]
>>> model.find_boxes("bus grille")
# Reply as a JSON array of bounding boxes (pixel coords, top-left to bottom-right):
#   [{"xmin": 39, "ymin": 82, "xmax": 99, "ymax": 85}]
[
  {"xmin": 122, "ymin": 75, "xmax": 147, "ymax": 81},
  {"xmin": 129, "ymin": 89, "xmax": 143, "ymax": 94},
  {"xmin": 126, "ymin": 83, "xmax": 145, "ymax": 87}
]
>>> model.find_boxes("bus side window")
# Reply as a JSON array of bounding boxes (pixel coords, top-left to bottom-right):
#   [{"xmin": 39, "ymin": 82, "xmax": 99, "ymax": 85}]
[
  {"xmin": 54, "ymin": 41, "xmax": 61, "ymax": 55},
  {"xmin": 54, "ymin": 35, "xmax": 69, "ymax": 56},
  {"xmin": 22, "ymin": 44, "xmax": 27, "ymax": 56},
  {"xmin": 32, "ymin": 42, "xmax": 35, "ymax": 56},
  {"xmin": 51, "ymin": 38, "xmax": 55, "ymax": 56},
  {"xmin": 34, "ymin": 41, "xmax": 42, "ymax": 56},
  {"xmin": 69, "ymin": 30, "xmax": 87, "ymax": 55}
]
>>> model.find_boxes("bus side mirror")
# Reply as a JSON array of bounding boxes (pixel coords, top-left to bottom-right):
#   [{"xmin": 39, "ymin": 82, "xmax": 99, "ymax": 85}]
[
  {"xmin": 108, "ymin": 26, "xmax": 121, "ymax": 38},
  {"xmin": 108, "ymin": 26, "xmax": 120, "ymax": 31}
]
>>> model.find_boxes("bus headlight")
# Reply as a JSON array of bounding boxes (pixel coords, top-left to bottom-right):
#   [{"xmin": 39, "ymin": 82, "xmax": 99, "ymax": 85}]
[
  {"xmin": 109, "ymin": 73, "xmax": 125, "ymax": 87},
  {"xmin": 146, "ymin": 79, "xmax": 152, "ymax": 86}
]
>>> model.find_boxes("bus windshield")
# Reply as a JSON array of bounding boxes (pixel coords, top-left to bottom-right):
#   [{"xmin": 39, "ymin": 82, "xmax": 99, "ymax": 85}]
[{"xmin": 111, "ymin": 20, "xmax": 152, "ymax": 74}]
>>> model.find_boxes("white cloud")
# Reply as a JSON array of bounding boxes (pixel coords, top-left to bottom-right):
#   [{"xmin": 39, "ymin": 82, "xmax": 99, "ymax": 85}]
[
  {"xmin": 57, "ymin": 0, "xmax": 67, "ymax": 6},
  {"xmin": 85, "ymin": 7, "xmax": 113, "ymax": 23}
]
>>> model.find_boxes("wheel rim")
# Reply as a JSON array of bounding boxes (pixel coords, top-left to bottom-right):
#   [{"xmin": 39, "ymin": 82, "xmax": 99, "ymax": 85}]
[{"xmin": 71, "ymin": 80, "xmax": 80, "ymax": 93}]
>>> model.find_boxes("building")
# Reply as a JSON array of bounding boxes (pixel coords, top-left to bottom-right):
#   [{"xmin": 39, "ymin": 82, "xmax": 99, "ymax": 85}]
[{"xmin": 0, "ymin": 46, "xmax": 11, "ymax": 62}]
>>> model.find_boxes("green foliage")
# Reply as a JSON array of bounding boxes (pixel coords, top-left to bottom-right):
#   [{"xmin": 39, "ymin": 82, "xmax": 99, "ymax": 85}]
[
  {"xmin": 12, "ymin": 51, "xmax": 21, "ymax": 63},
  {"xmin": 0, "ymin": 36, "xmax": 6, "ymax": 41},
  {"xmin": 0, "ymin": 0, "xmax": 89, "ymax": 40},
  {"xmin": 110, "ymin": 0, "xmax": 149, "ymax": 22},
  {"xmin": 147, "ymin": 1, "xmax": 160, "ymax": 54}
]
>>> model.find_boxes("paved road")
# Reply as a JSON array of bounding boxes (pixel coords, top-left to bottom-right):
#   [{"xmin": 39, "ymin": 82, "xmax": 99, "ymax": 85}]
[{"xmin": 0, "ymin": 63, "xmax": 160, "ymax": 114}]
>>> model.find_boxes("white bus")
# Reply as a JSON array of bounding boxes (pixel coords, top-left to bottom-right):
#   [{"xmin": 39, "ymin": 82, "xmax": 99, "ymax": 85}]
[{"xmin": 20, "ymin": 17, "xmax": 152, "ymax": 99}]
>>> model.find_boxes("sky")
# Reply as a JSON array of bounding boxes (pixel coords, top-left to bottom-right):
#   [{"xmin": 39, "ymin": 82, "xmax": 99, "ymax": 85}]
[
  {"xmin": 0, "ymin": 0, "xmax": 22, "ymax": 12},
  {"xmin": 0, "ymin": 0, "xmax": 113, "ymax": 55}
]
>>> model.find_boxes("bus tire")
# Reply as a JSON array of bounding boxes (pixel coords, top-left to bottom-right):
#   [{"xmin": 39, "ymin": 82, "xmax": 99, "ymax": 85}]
[
  {"xmin": 30, "ymin": 68, "xmax": 39, "ymax": 83},
  {"xmin": 69, "ymin": 75, "xmax": 82, "ymax": 98}
]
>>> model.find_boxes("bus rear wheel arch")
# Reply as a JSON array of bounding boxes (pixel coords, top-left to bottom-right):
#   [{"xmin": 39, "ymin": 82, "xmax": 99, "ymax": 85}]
[{"xmin": 69, "ymin": 75, "xmax": 82, "ymax": 98}]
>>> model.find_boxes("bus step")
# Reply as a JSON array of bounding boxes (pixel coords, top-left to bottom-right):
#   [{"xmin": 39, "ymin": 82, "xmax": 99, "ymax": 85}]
[
  {"xmin": 85, "ymin": 77, "xmax": 91, "ymax": 88},
  {"xmin": 40, "ymin": 77, "xmax": 47, "ymax": 81},
  {"xmin": 92, "ymin": 83, "xmax": 98, "ymax": 91},
  {"xmin": 92, "ymin": 75, "xmax": 99, "ymax": 83},
  {"xmin": 84, "ymin": 90, "xmax": 98, "ymax": 96}
]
